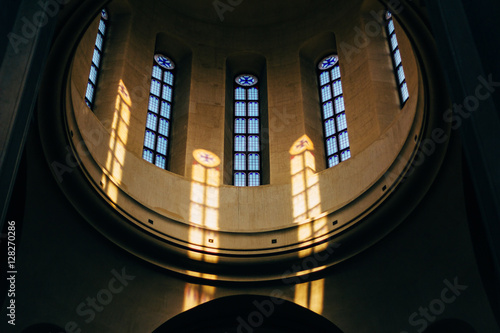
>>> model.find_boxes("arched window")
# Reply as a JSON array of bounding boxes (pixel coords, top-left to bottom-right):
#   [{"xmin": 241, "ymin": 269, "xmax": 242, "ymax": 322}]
[
  {"xmin": 85, "ymin": 9, "xmax": 109, "ymax": 109},
  {"xmin": 385, "ymin": 11, "xmax": 409, "ymax": 106},
  {"xmin": 317, "ymin": 55, "xmax": 351, "ymax": 168},
  {"xmin": 233, "ymin": 74, "xmax": 261, "ymax": 186},
  {"xmin": 142, "ymin": 54, "xmax": 175, "ymax": 170}
]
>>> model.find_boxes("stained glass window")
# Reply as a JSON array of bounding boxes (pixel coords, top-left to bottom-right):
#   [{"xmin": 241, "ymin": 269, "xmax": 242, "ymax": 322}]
[
  {"xmin": 85, "ymin": 9, "xmax": 109, "ymax": 109},
  {"xmin": 317, "ymin": 54, "xmax": 351, "ymax": 168},
  {"xmin": 385, "ymin": 11, "xmax": 409, "ymax": 105},
  {"xmin": 142, "ymin": 54, "xmax": 175, "ymax": 169},
  {"xmin": 233, "ymin": 74, "xmax": 261, "ymax": 186}
]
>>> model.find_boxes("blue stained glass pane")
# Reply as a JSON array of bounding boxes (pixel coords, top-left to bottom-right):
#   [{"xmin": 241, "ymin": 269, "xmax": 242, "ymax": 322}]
[
  {"xmin": 156, "ymin": 56, "xmax": 174, "ymax": 69},
  {"xmin": 235, "ymin": 87, "xmax": 246, "ymax": 100},
  {"xmin": 320, "ymin": 56, "xmax": 338, "ymax": 70},
  {"xmin": 146, "ymin": 112, "xmax": 157, "ymax": 130},
  {"xmin": 150, "ymin": 79, "xmax": 161, "ymax": 96},
  {"xmin": 235, "ymin": 102, "xmax": 246, "ymax": 116},
  {"xmin": 248, "ymin": 154, "xmax": 260, "ymax": 171},
  {"xmin": 325, "ymin": 119, "xmax": 335, "ymax": 137},
  {"xmin": 337, "ymin": 113, "xmax": 347, "ymax": 131},
  {"xmin": 98, "ymin": 20, "xmax": 106, "ymax": 35},
  {"xmin": 156, "ymin": 136, "xmax": 168, "ymax": 155},
  {"xmin": 235, "ymin": 118, "xmax": 246, "ymax": 134},
  {"xmin": 148, "ymin": 96, "xmax": 159, "ymax": 113},
  {"xmin": 334, "ymin": 96, "xmax": 345, "ymax": 114},
  {"xmin": 143, "ymin": 149, "xmax": 154, "ymax": 163},
  {"xmin": 331, "ymin": 65, "xmax": 341, "ymax": 80},
  {"xmin": 390, "ymin": 34, "xmax": 398, "ymax": 51},
  {"xmin": 248, "ymin": 136, "xmax": 259, "ymax": 151},
  {"xmin": 323, "ymin": 101, "xmax": 334, "ymax": 119},
  {"xmin": 248, "ymin": 172, "xmax": 260, "ymax": 186},
  {"xmin": 95, "ymin": 33, "xmax": 103, "ymax": 51},
  {"xmin": 339, "ymin": 131, "xmax": 350, "ymax": 150},
  {"xmin": 162, "ymin": 85, "xmax": 172, "ymax": 101},
  {"xmin": 144, "ymin": 131, "xmax": 156, "ymax": 149},
  {"xmin": 234, "ymin": 172, "xmax": 246, "ymax": 186},
  {"xmin": 332, "ymin": 80, "xmax": 343, "ymax": 97},
  {"xmin": 393, "ymin": 49, "xmax": 402, "ymax": 67},
  {"xmin": 326, "ymin": 137, "xmax": 338, "ymax": 156},
  {"xmin": 401, "ymin": 82, "xmax": 409, "ymax": 102},
  {"xmin": 248, "ymin": 87, "xmax": 259, "ymax": 100},
  {"xmin": 397, "ymin": 66, "xmax": 406, "ymax": 84},
  {"xmin": 89, "ymin": 65, "xmax": 98, "ymax": 84},
  {"xmin": 248, "ymin": 102, "xmax": 259, "ymax": 116},
  {"xmin": 85, "ymin": 82, "xmax": 94, "ymax": 102},
  {"xmin": 328, "ymin": 155, "xmax": 340, "ymax": 167},
  {"xmin": 234, "ymin": 154, "xmax": 246, "ymax": 170},
  {"xmin": 341, "ymin": 149, "xmax": 351, "ymax": 161},
  {"xmin": 321, "ymin": 85, "xmax": 332, "ymax": 102},
  {"xmin": 155, "ymin": 155, "xmax": 166, "ymax": 169},
  {"xmin": 92, "ymin": 48, "xmax": 101, "ymax": 67},
  {"xmin": 159, "ymin": 119, "xmax": 169, "ymax": 136},
  {"xmin": 152, "ymin": 66, "xmax": 162, "ymax": 80},
  {"xmin": 237, "ymin": 75, "xmax": 257, "ymax": 86},
  {"xmin": 248, "ymin": 118, "xmax": 259, "ymax": 134},
  {"xmin": 388, "ymin": 20, "xmax": 395, "ymax": 34},
  {"xmin": 161, "ymin": 101, "xmax": 171, "ymax": 119},
  {"xmin": 164, "ymin": 71, "xmax": 174, "ymax": 85},
  {"xmin": 234, "ymin": 136, "xmax": 246, "ymax": 151},
  {"xmin": 320, "ymin": 72, "xmax": 330, "ymax": 86}
]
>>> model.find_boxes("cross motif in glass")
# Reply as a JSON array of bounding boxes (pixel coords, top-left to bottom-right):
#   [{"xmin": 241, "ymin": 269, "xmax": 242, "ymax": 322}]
[
  {"xmin": 239, "ymin": 76, "xmax": 254, "ymax": 85},
  {"xmin": 235, "ymin": 74, "xmax": 258, "ymax": 87},
  {"xmin": 156, "ymin": 56, "xmax": 174, "ymax": 69},
  {"xmin": 320, "ymin": 56, "xmax": 338, "ymax": 70}
]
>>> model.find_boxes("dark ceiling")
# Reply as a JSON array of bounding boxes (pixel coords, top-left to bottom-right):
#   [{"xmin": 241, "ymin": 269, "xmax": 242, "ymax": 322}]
[{"xmin": 161, "ymin": 0, "xmax": 335, "ymax": 26}]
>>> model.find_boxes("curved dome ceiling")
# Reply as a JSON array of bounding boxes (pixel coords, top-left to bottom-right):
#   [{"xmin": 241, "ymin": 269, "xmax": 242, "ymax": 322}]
[
  {"xmin": 161, "ymin": 0, "xmax": 335, "ymax": 26},
  {"xmin": 36, "ymin": 0, "xmax": 451, "ymax": 282}
]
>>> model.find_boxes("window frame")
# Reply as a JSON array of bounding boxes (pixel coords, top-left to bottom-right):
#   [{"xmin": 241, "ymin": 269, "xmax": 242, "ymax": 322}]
[
  {"xmin": 142, "ymin": 54, "xmax": 176, "ymax": 170},
  {"xmin": 232, "ymin": 74, "xmax": 262, "ymax": 187},
  {"xmin": 384, "ymin": 11, "xmax": 409, "ymax": 107},
  {"xmin": 317, "ymin": 54, "xmax": 351, "ymax": 168},
  {"xmin": 85, "ymin": 9, "xmax": 109, "ymax": 110}
]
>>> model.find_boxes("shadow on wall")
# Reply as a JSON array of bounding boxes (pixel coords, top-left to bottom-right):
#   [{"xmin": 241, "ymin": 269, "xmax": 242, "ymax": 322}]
[
  {"xmin": 153, "ymin": 294, "xmax": 343, "ymax": 333},
  {"xmin": 21, "ymin": 323, "xmax": 65, "ymax": 333},
  {"xmin": 423, "ymin": 319, "xmax": 477, "ymax": 333}
]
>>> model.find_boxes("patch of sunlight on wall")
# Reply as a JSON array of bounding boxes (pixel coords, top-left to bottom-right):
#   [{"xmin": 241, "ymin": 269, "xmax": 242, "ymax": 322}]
[
  {"xmin": 294, "ymin": 279, "xmax": 325, "ymax": 315},
  {"xmin": 182, "ymin": 283, "xmax": 216, "ymax": 311},
  {"xmin": 101, "ymin": 80, "xmax": 131, "ymax": 203},
  {"xmin": 188, "ymin": 149, "xmax": 221, "ymax": 264},
  {"xmin": 290, "ymin": 135, "xmax": 327, "ymax": 258},
  {"xmin": 290, "ymin": 135, "xmax": 321, "ymax": 224}
]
